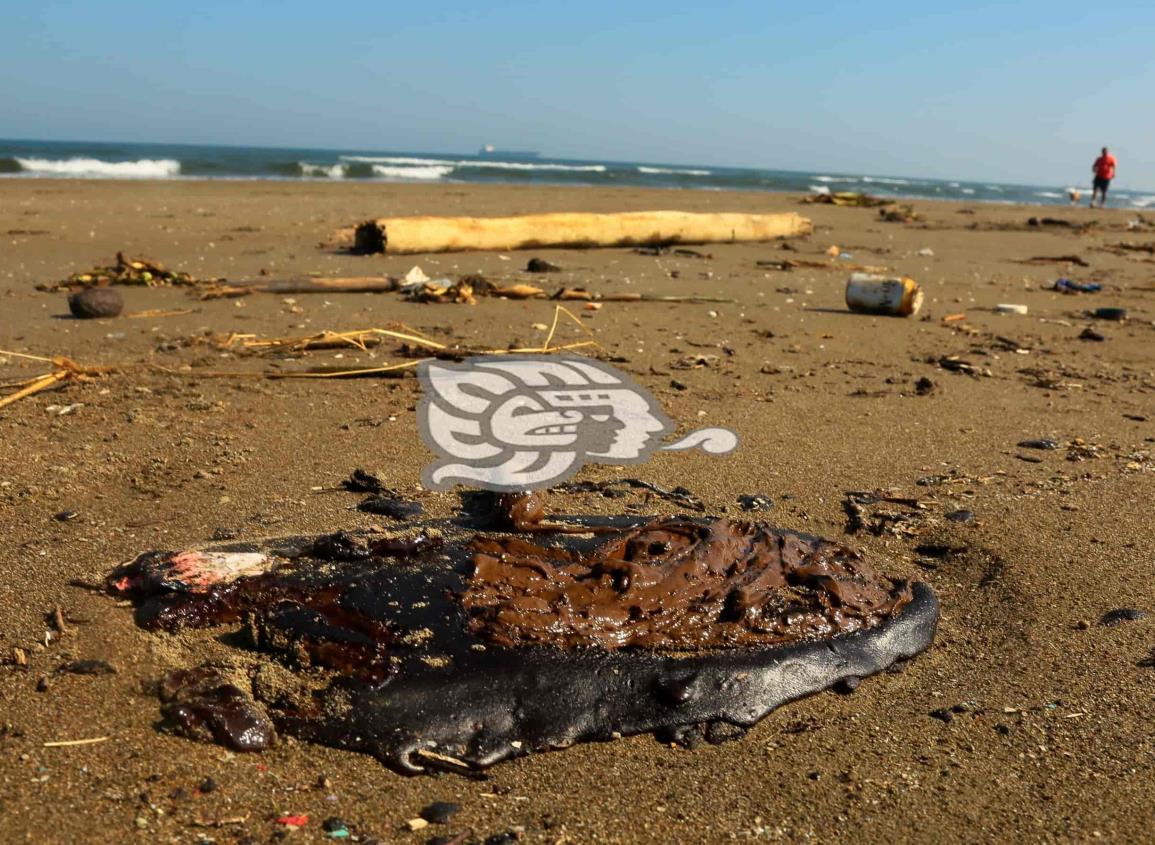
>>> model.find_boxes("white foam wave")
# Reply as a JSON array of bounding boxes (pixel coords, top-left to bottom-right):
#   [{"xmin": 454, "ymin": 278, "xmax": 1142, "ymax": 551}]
[
  {"xmin": 300, "ymin": 162, "xmax": 345, "ymax": 179},
  {"xmin": 960, "ymin": 188, "xmax": 976, "ymax": 194},
  {"xmin": 862, "ymin": 176, "xmax": 912, "ymax": 185},
  {"xmin": 15, "ymin": 157, "xmax": 181, "ymax": 178},
  {"xmin": 638, "ymin": 166, "xmax": 711, "ymax": 176},
  {"xmin": 1034, "ymin": 191, "xmax": 1063, "ymax": 199},
  {"xmin": 343, "ymin": 154, "xmax": 605, "ymax": 173},
  {"xmin": 809, "ymin": 185, "xmax": 831, "ymax": 195},
  {"xmin": 370, "ymin": 164, "xmax": 454, "ymax": 180},
  {"xmin": 1128, "ymin": 195, "xmax": 1155, "ymax": 208},
  {"xmin": 985, "ymin": 185, "xmax": 1003, "ymax": 191}
]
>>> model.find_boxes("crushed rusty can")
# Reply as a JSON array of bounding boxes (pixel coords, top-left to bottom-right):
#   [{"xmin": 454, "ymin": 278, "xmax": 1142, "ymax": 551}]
[{"xmin": 845, "ymin": 273, "xmax": 924, "ymax": 317}]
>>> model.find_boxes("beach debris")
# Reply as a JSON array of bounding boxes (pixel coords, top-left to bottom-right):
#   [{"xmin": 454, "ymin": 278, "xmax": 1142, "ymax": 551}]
[
  {"xmin": 358, "ymin": 494, "xmax": 423, "ymax": 519},
  {"xmin": 1015, "ymin": 255, "xmax": 1090, "ymax": 267},
  {"xmin": 756, "ymin": 258, "xmax": 889, "ymax": 273},
  {"xmin": 1091, "ymin": 307, "xmax": 1128, "ymax": 321},
  {"xmin": 1079, "ymin": 327, "xmax": 1106, "ymax": 341},
  {"xmin": 42, "ymin": 736, "xmax": 110, "ymax": 748},
  {"xmin": 1018, "ymin": 438, "xmax": 1061, "ymax": 450},
  {"xmin": 104, "ymin": 498, "xmax": 938, "ymax": 774},
  {"xmin": 914, "ymin": 377, "xmax": 936, "ymax": 395},
  {"xmin": 403, "ymin": 277, "xmax": 479, "ymax": 304},
  {"xmin": 342, "ymin": 468, "xmax": 387, "ymax": 494},
  {"xmin": 994, "ymin": 303, "xmax": 1028, "ymax": 315},
  {"xmin": 277, "ymin": 815, "xmax": 310, "ymax": 830},
  {"xmin": 878, "ymin": 204, "xmax": 919, "ymax": 223},
  {"xmin": 632, "ymin": 246, "xmax": 712, "ymax": 258},
  {"xmin": 39, "ymin": 252, "xmax": 197, "ymax": 292},
  {"xmin": 944, "ymin": 510, "xmax": 975, "ymax": 524},
  {"xmin": 526, "ymin": 257, "xmax": 561, "ymax": 272},
  {"xmin": 842, "ymin": 491, "xmax": 927, "ymax": 537},
  {"xmin": 0, "ymin": 350, "xmax": 119, "ymax": 411},
  {"xmin": 1027, "ymin": 217, "xmax": 1086, "ymax": 229},
  {"xmin": 1099, "ymin": 608, "xmax": 1148, "ymax": 627},
  {"xmin": 198, "ymin": 276, "xmax": 402, "ymax": 299},
  {"xmin": 57, "ymin": 659, "xmax": 116, "ymax": 676},
  {"xmin": 1103, "ymin": 240, "xmax": 1155, "ymax": 253},
  {"xmin": 158, "ymin": 666, "xmax": 275, "ymax": 752},
  {"xmin": 1052, "ymin": 278, "xmax": 1101, "ymax": 294},
  {"xmin": 845, "ymin": 273, "xmax": 923, "ymax": 316},
  {"xmin": 555, "ymin": 478, "xmax": 705, "ymax": 511},
  {"xmin": 802, "ymin": 192, "xmax": 889, "ymax": 208},
  {"xmin": 68, "ymin": 287, "xmax": 123, "ymax": 318},
  {"xmin": 347, "ymin": 211, "xmax": 811, "ymax": 255},
  {"xmin": 737, "ymin": 493, "xmax": 774, "ymax": 512},
  {"xmin": 825, "ymin": 245, "xmax": 841, "ymax": 257},
  {"xmin": 420, "ymin": 802, "xmax": 462, "ymax": 824}
]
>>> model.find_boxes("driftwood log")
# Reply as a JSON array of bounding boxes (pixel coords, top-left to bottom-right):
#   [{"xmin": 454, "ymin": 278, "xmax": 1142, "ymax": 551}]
[{"xmin": 350, "ymin": 211, "xmax": 811, "ymax": 255}]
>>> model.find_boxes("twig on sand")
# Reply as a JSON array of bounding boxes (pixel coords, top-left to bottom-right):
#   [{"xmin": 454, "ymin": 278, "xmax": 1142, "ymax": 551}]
[{"xmin": 43, "ymin": 736, "xmax": 110, "ymax": 748}]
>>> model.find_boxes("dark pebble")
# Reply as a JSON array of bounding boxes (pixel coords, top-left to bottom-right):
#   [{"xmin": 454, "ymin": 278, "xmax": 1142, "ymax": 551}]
[
  {"xmin": 945, "ymin": 509, "xmax": 975, "ymax": 524},
  {"xmin": 929, "ymin": 708, "xmax": 954, "ymax": 724},
  {"xmin": 36, "ymin": 676, "xmax": 50, "ymax": 693},
  {"xmin": 833, "ymin": 676, "xmax": 861, "ymax": 694},
  {"xmin": 198, "ymin": 777, "xmax": 217, "ymax": 794},
  {"xmin": 1092, "ymin": 307, "xmax": 1128, "ymax": 321},
  {"xmin": 420, "ymin": 802, "xmax": 462, "ymax": 825},
  {"xmin": 994, "ymin": 723, "xmax": 1011, "ymax": 735},
  {"xmin": 526, "ymin": 257, "xmax": 560, "ymax": 272},
  {"xmin": 68, "ymin": 287, "xmax": 123, "ymax": 319},
  {"xmin": 914, "ymin": 376, "xmax": 935, "ymax": 395},
  {"xmin": 342, "ymin": 468, "xmax": 385, "ymax": 494},
  {"xmin": 1099, "ymin": 607, "xmax": 1148, "ymax": 627},
  {"xmin": 1017, "ymin": 438, "xmax": 1060, "ymax": 450},
  {"xmin": 322, "ymin": 817, "xmax": 349, "ymax": 833},
  {"xmin": 1016, "ymin": 454, "xmax": 1044, "ymax": 463},
  {"xmin": 1078, "ymin": 326, "xmax": 1106, "ymax": 341},
  {"xmin": 58, "ymin": 659, "xmax": 116, "ymax": 675},
  {"xmin": 669, "ymin": 379, "xmax": 687, "ymax": 391},
  {"xmin": 737, "ymin": 493, "xmax": 773, "ymax": 512},
  {"xmin": 358, "ymin": 495, "xmax": 423, "ymax": 519},
  {"xmin": 53, "ymin": 510, "xmax": 80, "ymax": 522}
]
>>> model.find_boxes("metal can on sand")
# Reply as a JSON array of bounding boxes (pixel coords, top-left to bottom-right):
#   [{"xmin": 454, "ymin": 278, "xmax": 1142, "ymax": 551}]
[{"xmin": 845, "ymin": 273, "xmax": 924, "ymax": 317}]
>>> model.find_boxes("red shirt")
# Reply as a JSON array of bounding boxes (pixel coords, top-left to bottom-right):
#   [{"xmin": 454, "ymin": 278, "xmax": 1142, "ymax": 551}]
[{"xmin": 1094, "ymin": 153, "xmax": 1117, "ymax": 180}]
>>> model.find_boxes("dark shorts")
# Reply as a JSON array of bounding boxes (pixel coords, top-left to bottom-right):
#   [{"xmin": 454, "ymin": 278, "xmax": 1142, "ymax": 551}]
[{"xmin": 1094, "ymin": 176, "xmax": 1111, "ymax": 192}]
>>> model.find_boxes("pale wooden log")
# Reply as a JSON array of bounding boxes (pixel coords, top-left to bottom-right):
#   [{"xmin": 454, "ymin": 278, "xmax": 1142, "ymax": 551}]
[{"xmin": 351, "ymin": 211, "xmax": 811, "ymax": 255}]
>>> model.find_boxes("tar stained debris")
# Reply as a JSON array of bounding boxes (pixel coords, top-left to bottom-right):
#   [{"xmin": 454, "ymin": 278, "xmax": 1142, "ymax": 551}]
[
  {"xmin": 358, "ymin": 494, "xmax": 424, "ymax": 519},
  {"xmin": 57, "ymin": 659, "xmax": 116, "ymax": 675},
  {"xmin": 463, "ymin": 518, "xmax": 912, "ymax": 649},
  {"xmin": 737, "ymin": 493, "xmax": 774, "ymax": 512},
  {"xmin": 106, "ymin": 492, "xmax": 938, "ymax": 775},
  {"xmin": 1099, "ymin": 608, "xmax": 1148, "ymax": 626},
  {"xmin": 420, "ymin": 802, "xmax": 462, "ymax": 824},
  {"xmin": 1017, "ymin": 438, "xmax": 1061, "ymax": 450},
  {"xmin": 158, "ymin": 666, "xmax": 275, "ymax": 752}
]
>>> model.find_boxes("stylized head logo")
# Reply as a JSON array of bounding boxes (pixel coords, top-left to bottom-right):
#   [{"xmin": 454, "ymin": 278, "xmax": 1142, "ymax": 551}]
[{"xmin": 418, "ymin": 356, "xmax": 737, "ymax": 491}]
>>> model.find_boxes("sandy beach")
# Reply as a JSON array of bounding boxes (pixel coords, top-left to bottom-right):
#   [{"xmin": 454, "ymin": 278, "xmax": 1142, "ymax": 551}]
[{"xmin": 1, "ymin": 179, "xmax": 1154, "ymax": 844}]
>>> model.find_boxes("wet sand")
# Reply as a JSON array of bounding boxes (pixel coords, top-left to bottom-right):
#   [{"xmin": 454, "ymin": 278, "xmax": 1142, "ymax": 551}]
[{"xmin": 1, "ymin": 179, "xmax": 1154, "ymax": 843}]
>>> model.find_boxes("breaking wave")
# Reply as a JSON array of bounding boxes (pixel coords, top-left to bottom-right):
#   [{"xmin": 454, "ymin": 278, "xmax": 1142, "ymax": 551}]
[
  {"xmin": 299, "ymin": 162, "xmax": 345, "ymax": 179},
  {"xmin": 342, "ymin": 155, "xmax": 606, "ymax": 173},
  {"xmin": 370, "ymin": 164, "xmax": 454, "ymax": 180},
  {"xmin": 637, "ymin": 166, "xmax": 712, "ymax": 176},
  {"xmin": 13, "ymin": 157, "xmax": 181, "ymax": 178}
]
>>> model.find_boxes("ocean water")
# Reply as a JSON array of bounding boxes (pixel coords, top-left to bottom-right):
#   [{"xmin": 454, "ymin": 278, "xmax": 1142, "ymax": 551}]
[{"xmin": 2, "ymin": 138, "xmax": 1153, "ymax": 209}]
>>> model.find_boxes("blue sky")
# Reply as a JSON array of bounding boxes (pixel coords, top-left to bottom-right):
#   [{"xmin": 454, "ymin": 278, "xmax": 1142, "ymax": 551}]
[{"xmin": 3, "ymin": 0, "xmax": 1154, "ymax": 187}]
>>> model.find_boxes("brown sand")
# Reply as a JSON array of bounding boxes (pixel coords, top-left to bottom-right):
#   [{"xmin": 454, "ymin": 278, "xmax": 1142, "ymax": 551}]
[{"xmin": 1, "ymin": 179, "xmax": 1153, "ymax": 843}]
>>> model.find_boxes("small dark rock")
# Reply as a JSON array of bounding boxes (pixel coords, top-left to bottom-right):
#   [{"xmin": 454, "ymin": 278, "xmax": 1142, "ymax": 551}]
[
  {"xmin": 914, "ymin": 376, "xmax": 935, "ymax": 396},
  {"xmin": 342, "ymin": 468, "xmax": 385, "ymax": 494},
  {"xmin": 1017, "ymin": 438, "xmax": 1060, "ymax": 450},
  {"xmin": 833, "ymin": 676, "xmax": 861, "ymax": 694},
  {"xmin": 1078, "ymin": 326, "xmax": 1106, "ymax": 341},
  {"xmin": 199, "ymin": 777, "xmax": 217, "ymax": 794},
  {"xmin": 1091, "ymin": 307, "xmax": 1127, "ymax": 321},
  {"xmin": 420, "ymin": 802, "xmax": 462, "ymax": 824},
  {"xmin": 358, "ymin": 495, "xmax": 423, "ymax": 519},
  {"xmin": 994, "ymin": 723, "xmax": 1011, "ymax": 735},
  {"xmin": 36, "ymin": 676, "xmax": 50, "ymax": 693},
  {"xmin": 669, "ymin": 379, "xmax": 687, "ymax": 391},
  {"xmin": 1016, "ymin": 454, "xmax": 1044, "ymax": 463},
  {"xmin": 737, "ymin": 493, "xmax": 774, "ymax": 512},
  {"xmin": 484, "ymin": 834, "xmax": 518, "ymax": 845},
  {"xmin": 322, "ymin": 817, "xmax": 349, "ymax": 833},
  {"xmin": 929, "ymin": 708, "xmax": 954, "ymax": 724},
  {"xmin": 68, "ymin": 287, "xmax": 123, "ymax": 319},
  {"xmin": 1099, "ymin": 608, "xmax": 1148, "ymax": 627},
  {"xmin": 58, "ymin": 659, "xmax": 116, "ymax": 675},
  {"xmin": 945, "ymin": 509, "xmax": 975, "ymax": 524},
  {"xmin": 526, "ymin": 258, "xmax": 560, "ymax": 273},
  {"xmin": 53, "ymin": 510, "xmax": 80, "ymax": 522}
]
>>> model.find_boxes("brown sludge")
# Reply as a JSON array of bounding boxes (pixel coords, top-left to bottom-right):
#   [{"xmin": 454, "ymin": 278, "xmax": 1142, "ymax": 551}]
[{"xmin": 464, "ymin": 517, "xmax": 912, "ymax": 649}]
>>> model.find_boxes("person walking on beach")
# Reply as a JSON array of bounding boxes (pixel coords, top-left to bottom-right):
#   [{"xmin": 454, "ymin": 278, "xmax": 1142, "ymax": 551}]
[{"xmin": 1090, "ymin": 147, "xmax": 1117, "ymax": 208}]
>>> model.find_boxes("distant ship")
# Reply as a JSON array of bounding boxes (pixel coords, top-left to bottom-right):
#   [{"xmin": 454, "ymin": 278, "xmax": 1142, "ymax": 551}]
[{"xmin": 479, "ymin": 144, "xmax": 540, "ymax": 158}]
